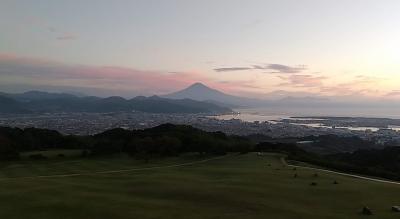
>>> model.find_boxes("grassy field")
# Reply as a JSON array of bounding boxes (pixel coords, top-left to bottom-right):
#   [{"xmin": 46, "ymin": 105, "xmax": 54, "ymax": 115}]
[
  {"xmin": 0, "ymin": 153, "xmax": 399, "ymax": 219},
  {"xmin": 20, "ymin": 149, "xmax": 84, "ymax": 159}
]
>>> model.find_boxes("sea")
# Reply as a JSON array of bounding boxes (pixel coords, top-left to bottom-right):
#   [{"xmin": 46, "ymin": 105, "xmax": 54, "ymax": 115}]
[{"xmin": 211, "ymin": 106, "xmax": 400, "ymax": 132}]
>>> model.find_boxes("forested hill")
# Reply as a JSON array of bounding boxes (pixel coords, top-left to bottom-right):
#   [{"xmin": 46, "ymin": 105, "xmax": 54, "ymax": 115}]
[
  {"xmin": 0, "ymin": 124, "xmax": 252, "ymax": 160},
  {"xmin": 0, "ymin": 91, "xmax": 232, "ymax": 114}
]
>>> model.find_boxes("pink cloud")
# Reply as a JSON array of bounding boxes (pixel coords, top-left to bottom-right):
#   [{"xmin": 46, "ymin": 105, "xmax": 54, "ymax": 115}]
[
  {"xmin": 385, "ymin": 90, "xmax": 400, "ymax": 97},
  {"xmin": 0, "ymin": 54, "xmax": 226, "ymax": 95},
  {"xmin": 320, "ymin": 75, "xmax": 384, "ymax": 96},
  {"xmin": 278, "ymin": 74, "xmax": 327, "ymax": 88}
]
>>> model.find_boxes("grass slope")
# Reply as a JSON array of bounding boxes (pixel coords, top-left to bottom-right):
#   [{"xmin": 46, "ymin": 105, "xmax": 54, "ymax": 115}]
[{"xmin": 0, "ymin": 153, "xmax": 399, "ymax": 219}]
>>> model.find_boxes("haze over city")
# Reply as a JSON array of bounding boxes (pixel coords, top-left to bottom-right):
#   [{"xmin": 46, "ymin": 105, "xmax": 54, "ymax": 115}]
[{"xmin": 1, "ymin": 0, "xmax": 400, "ymax": 102}]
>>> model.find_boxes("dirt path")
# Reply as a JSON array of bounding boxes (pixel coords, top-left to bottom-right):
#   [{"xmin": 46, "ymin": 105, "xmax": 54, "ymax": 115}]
[
  {"xmin": 281, "ymin": 157, "xmax": 400, "ymax": 186},
  {"xmin": 0, "ymin": 154, "xmax": 230, "ymax": 181}
]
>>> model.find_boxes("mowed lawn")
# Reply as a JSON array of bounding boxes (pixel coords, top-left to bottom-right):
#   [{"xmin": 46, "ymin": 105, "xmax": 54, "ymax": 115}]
[{"xmin": 0, "ymin": 153, "xmax": 399, "ymax": 219}]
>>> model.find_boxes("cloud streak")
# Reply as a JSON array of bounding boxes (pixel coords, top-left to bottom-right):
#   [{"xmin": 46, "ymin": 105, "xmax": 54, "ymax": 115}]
[
  {"xmin": 266, "ymin": 64, "xmax": 306, "ymax": 74},
  {"xmin": 214, "ymin": 67, "xmax": 253, "ymax": 72},
  {"xmin": 386, "ymin": 90, "xmax": 400, "ymax": 96},
  {"xmin": 28, "ymin": 16, "xmax": 78, "ymax": 41},
  {"xmin": 56, "ymin": 34, "xmax": 78, "ymax": 40},
  {"xmin": 214, "ymin": 63, "xmax": 307, "ymax": 73},
  {"xmin": 278, "ymin": 74, "xmax": 327, "ymax": 88},
  {"xmin": 320, "ymin": 75, "xmax": 385, "ymax": 96}
]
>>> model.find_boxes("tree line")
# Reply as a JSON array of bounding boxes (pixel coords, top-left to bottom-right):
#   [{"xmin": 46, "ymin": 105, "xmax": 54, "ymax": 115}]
[{"xmin": 0, "ymin": 124, "xmax": 253, "ymax": 160}]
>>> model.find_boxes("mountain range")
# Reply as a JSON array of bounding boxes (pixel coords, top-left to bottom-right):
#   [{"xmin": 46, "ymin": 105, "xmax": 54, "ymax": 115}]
[
  {"xmin": 0, "ymin": 83, "xmax": 340, "ymax": 114},
  {"xmin": 0, "ymin": 90, "xmax": 232, "ymax": 114},
  {"xmin": 164, "ymin": 82, "xmax": 332, "ymax": 107}
]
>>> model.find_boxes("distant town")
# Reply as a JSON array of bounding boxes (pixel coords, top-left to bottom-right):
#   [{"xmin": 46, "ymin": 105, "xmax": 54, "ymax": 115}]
[{"xmin": 1, "ymin": 112, "xmax": 399, "ymax": 146}]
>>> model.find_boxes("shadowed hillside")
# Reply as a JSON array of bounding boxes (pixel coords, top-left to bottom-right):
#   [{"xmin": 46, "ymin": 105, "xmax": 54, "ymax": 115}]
[{"xmin": 0, "ymin": 91, "xmax": 232, "ymax": 114}]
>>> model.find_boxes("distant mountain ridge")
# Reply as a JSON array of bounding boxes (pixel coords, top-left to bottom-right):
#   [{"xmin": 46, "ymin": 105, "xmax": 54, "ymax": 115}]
[
  {"xmin": 0, "ymin": 95, "xmax": 29, "ymax": 113},
  {"xmin": 0, "ymin": 83, "xmax": 341, "ymax": 114},
  {"xmin": 0, "ymin": 91, "xmax": 232, "ymax": 114},
  {"xmin": 163, "ymin": 82, "xmax": 333, "ymax": 107},
  {"xmin": 163, "ymin": 83, "xmax": 260, "ymax": 107}
]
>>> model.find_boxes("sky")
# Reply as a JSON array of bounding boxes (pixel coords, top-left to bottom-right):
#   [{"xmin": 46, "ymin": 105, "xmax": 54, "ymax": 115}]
[{"xmin": 1, "ymin": 0, "xmax": 400, "ymax": 100}]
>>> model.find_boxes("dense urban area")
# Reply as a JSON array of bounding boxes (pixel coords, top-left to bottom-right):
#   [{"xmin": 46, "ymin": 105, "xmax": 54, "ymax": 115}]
[{"xmin": 1, "ymin": 112, "xmax": 399, "ymax": 146}]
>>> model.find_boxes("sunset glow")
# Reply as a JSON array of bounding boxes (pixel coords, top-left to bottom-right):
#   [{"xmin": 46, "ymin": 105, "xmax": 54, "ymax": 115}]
[{"xmin": 1, "ymin": 0, "xmax": 400, "ymax": 100}]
